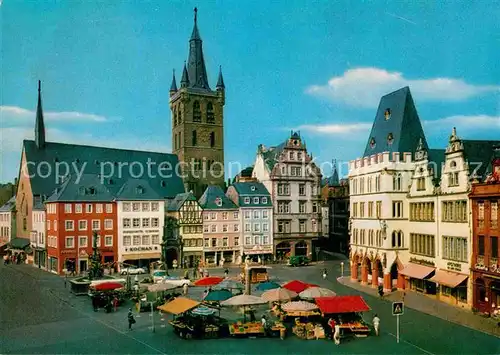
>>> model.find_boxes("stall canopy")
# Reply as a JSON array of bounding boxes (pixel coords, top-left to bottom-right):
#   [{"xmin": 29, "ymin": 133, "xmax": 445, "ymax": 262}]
[
  {"xmin": 399, "ymin": 263, "xmax": 435, "ymax": 279},
  {"xmin": 261, "ymin": 288, "xmax": 298, "ymax": 302},
  {"xmin": 157, "ymin": 297, "xmax": 200, "ymax": 314},
  {"xmin": 429, "ymin": 270, "xmax": 468, "ymax": 288},
  {"xmin": 194, "ymin": 276, "xmax": 224, "ymax": 287},
  {"xmin": 315, "ymin": 295, "xmax": 371, "ymax": 314},
  {"xmin": 282, "ymin": 280, "xmax": 317, "ymax": 294}
]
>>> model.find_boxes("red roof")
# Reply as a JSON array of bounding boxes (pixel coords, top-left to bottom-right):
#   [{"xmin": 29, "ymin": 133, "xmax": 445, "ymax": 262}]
[
  {"xmin": 315, "ymin": 295, "xmax": 371, "ymax": 314},
  {"xmin": 282, "ymin": 280, "xmax": 317, "ymax": 294}
]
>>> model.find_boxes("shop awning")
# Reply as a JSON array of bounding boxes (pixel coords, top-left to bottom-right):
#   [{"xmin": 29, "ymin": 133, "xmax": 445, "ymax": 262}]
[
  {"xmin": 122, "ymin": 253, "xmax": 161, "ymax": 261},
  {"xmin": 157, "ymin": 297, "xmax": 200, "ymax": 315},
  {"xmin": 399, "ymin": 263, "xmax": 435, "ymax": 279},
  {"xmin": 315, "ymin": 295, "xmax": 371, "ymax": 314},
  {"xmin": 429, "ymin": 270, "xmax": 468, "ymax": 288}
]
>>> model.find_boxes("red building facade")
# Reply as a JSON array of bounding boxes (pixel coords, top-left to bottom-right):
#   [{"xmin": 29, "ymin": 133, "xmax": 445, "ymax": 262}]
[
  {"xmin": 470, "ymin": 155, "xmax": 500, "ymax": 315},
  {"xmin": 46, "ymin": 201, "xmax": 118, "ymax": 275}
]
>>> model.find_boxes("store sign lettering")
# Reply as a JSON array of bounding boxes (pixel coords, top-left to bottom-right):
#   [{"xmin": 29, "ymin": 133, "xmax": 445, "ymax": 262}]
[
  {"xmin": 447, "ymin": 262, "xmax": 462, "ymax": 272},
  {"xmin": 206, "ymin": 246, "xmax": 235, "ymax": 251},
  {"xmin": 128, "ymin": 246, "xmax": 154, "ymax": 252}
]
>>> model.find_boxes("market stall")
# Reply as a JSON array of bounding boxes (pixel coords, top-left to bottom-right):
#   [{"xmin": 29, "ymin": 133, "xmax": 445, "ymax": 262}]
[
  {"xmin": 315, "ymin": 295, "xmax": 371, "ymax": 338},
  {"xmin": 282, "ymin": 280, "xmax": 317, "ymax": 294},
  {"xmin": 241, "ymin": 265, "xmax": 271, "ymax": 284},
  {"xmin": 221, "ymin": 294, "xmax": 269, "ymax": 336},
  {"xmin": 279, "ymin": 301, "xmax": 325, "ymax": 339}
]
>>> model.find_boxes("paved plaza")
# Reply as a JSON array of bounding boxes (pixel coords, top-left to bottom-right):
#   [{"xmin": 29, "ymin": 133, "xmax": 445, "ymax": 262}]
[{"xmin": 1, "ymin": 260, "xmax": 499, "ymax": 355}]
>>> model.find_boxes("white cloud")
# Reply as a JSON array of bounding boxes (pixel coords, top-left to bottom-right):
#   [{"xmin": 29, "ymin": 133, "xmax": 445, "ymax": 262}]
[
  {"xmin": 423, "ymin": 115, "xmax": 500, "ymax": 129},
  {"xmin": 306, "ymin": 68, "xmax": 500, "ymax": 108},
  {"xmin": 293, "ymin": 123, "xmax": 372, "ymax": 135},
  {"xmin": 1, "ymin": 105, "xmax": 112, "ymax": 125}
]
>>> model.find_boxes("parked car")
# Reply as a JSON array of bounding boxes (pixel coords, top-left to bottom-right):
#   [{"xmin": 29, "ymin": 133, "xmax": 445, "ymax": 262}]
[
  {"xmin": 287, "ymin": 256, "xmax": 310, "ymax": 267},
  {"xmin": 162, "ymin": 276, "xmax": 191, "ymax": 286},
  {"xmin": 152, "ymin": 270, "xmax": 168, "ymax": 283},
  {"xmin": 121, "ymin": 267, "xmax": 146, "ymax": 275}
]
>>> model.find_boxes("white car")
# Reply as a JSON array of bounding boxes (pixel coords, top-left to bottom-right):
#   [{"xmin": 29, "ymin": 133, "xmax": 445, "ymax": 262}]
[
  {"xmin": 152, "ymin": 270, "xmax": 168, "ymax": 283},
  {"xmin": 163, "ymin": 276, "xmax": 191, "ymax": 286},
  {"xmin": 121, "ymin": 267, "xmax": 146, "ymax": 275}
]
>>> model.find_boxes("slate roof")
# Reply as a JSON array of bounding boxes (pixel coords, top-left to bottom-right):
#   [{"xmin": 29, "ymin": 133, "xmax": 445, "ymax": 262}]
[
  {"xmin": 46, "ymin": 174, "xmax": 115, "ymax": 202},
  {"xmin": 364, "ymin": 87, "xmax": 428, "ymax": 157},
  {"xmin": 186, "ymin": 9, "xmax": 211, "ymax": 91},
  {"xmin": 115, "ymin": 179, "xmax": 163, "ymax": 201},
  {"xmin": 230, "ymin": 182, "xmax": 272, "ymax": 208},
  {"xmin": 167, "ymin": 192, "xmax": 198, "ymax": 211},
  {"xmin": 260, "ymin": 142, "xmax": 286, "ymax": 171},
  {"xmin": 0, "ymin": 196, "xmax": 16, "ymax": 212},
  {"xmin": 33, "ymin": 196, "xmax": 45, "ymax": 211},
  {"xmin": 462, "ymin": 140, "xmax": 500, "ymax": 178},
  {"xmin": 22, "ymin": 140, "xmax": 185, "ymax": 199},
  {"xmin": 199, "ymin": 185, "xmax": 238, "ymax": 210},
  {"xmin": 427, "ymin": 149, "xmax": 446, "ymax": 182}
]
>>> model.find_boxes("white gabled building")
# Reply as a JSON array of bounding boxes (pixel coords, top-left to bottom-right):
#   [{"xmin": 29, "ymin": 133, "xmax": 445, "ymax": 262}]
[
  {"xmin": 226, "ymin": 181, "xmax": 274, "ymax": 262},
  {"xmin": 348, "ymin": 86, "xmax": 500, "ymax": 309},
  {"xmin": 116, "ymin": 180, "xmax": 165, "ymax": 271},
  {"xmin": 252, "ymin": 131, "xmax": 322, "ymax": 260}
]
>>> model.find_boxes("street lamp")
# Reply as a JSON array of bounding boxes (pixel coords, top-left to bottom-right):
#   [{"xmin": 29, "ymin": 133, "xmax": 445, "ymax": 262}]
[{"xmin": 340, "ymin": 261, "xmax": 344, "ymax": 278}]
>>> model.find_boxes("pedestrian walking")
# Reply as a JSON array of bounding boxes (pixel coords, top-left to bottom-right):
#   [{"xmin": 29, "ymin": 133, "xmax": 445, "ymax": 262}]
[
  {"xmin": 378, "ymin": 285, "xmax": 384, "ymax": 298},
  {"xmin": 322, "ymin": 268, "xmax": 327, "ymax": 280},
  {"xmin": 224, "ymin": 268, "xmax": 229, "ymax": 278},
  {"xmin": 333, "ymin": 323, "xmax": 341, "ymax": 345},
  {"xmin": 372, "ymin": 314, "xmax": 380, "ymax": 336},
  {"xmin": 3, "ymin": 254, "xmax": 9, "ymax": 265},
  {"xmin": 328, "ymin": 317, "xmax": 336, "ymax": 340},
  {"xmin": 183, "ymin": 283, "xmax": 189, "ymax": 296},
  {"xmin": 127, "ymin": 308, "xmax": 136, "ymax": 330},
  {"xmin": 113, "ymin": 296, "xmax": 119, "ymax": 312}
]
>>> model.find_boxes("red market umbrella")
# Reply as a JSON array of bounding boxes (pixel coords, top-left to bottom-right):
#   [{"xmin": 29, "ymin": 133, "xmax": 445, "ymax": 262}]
[
  {"xmin": 193, "ymin": 276, "xmax": 224, "ymax": 287},
  {"xmin": 94, "ymin": 282, "xmax": 124, "ymax": 291},
  {"xmin": 282, "ymin": 280, "xmax": 318, "ymax": 294}
]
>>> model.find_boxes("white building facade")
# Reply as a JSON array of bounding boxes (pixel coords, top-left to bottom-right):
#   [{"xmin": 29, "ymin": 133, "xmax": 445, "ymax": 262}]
[
  {"xmin": 0, "ymin": 196, "xmax": 16, "ymax": 245},
  {"xmin": 252, "ymin": 131, "xmax": 322, "ymax": 260},
  {"xmin": 31, "ymin": 201, "xmax": 47, "ymax": 269}
]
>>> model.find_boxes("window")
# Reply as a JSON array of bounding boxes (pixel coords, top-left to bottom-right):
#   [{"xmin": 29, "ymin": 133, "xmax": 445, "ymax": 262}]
[
  {"xmin": 245, "ymin": 223, "xmax": 251, "ymax": 232},
  {"xmin": 376, "ymin": 201, "xmax": 382, "ymax": 218},
  {"xmin": 416, "ymin": 177, "xmax": 425, "ymax": 191},
  {"xmin": 244, "ymin": 197, "xmax": 250, "ymax": 204},
  {"xmin": 132, "ymin": 218, "xmax": 140, "ymax": 228},
  {"xmin": 299, "ymin": 184, "xmax": 305, "ymax": 196},
  {"xmin": 132, "ymin": 235, "xmax": 140, "ymax": 245},
  {"xmin": 123, "ymin": 203, "xmax": 131, "ymax": 212},
  {"xmin": 104, "ymin": 235, "xmax": 113, "ymax": 247},
  {"xmin": 245, "ymin": 236, "xmax": 251, "ymax": 245},
  {"xmin": 210, "ymin": 132, "xmax": 215, "ymax": 148},
  {"xmin": 448, "ymin": 172, "xmax": 459, "ymax": 187},
  {"xmin": 478, "ymin": 235, "xmax": 485, "ymax": 256},
  {"xmin": 442, "ymin": 200, "xmax": 467, "ymax": 223},
  {"xmin": 234, "ymin": 237, "xmax": 239, "ymax": 246},
  {"xmin": 234, "ymin": 224, "xmax": 239, "ymax": 232},
  {"xmin": 352, "ymin": 202, "xmax": 358, "ymax": 218},
  {"xmin": 375, "ymin": 176, "xmax": 380, "ymax": 192},
  {"xmin": 142, "ymin": 218, "xmax": 150, "ymax": 228},
  {"xmin": 211, "ymin": 238, "xmax": 217, "ymax": 247},
  {"xmin": 277, "ymin": 202, "xmax": 290, "ymax": 214},
  {"xmin": 206, "ymin": 102, "xmax": 214, "ymax": 123},
  {"xmin": 277, "ymin": 184, "xmax": 290, "ymax": 196},
  {"xmin": 203, "ymin": 225, "xmax": 209, "ymax": 233},
  {"xmin": 312, "ymin": 203, "xmax": 318, "ymax": 213},
  {"xmin": 223, "ymin": 237, "xmax": 228, "ymax": 247},
  {"xmin": 442, "ymin": 236, "xmax": 467, "ymax": 262},
  {"xmin": 233, "ymin": 211, "xmax": 239, "ymax": 219},
  {"xmin": 65, "ymin": 220, "xmax": 74, "ymax": 231},
  {"xmin": 299, "ymin": 201, "xmax": 306, "ymax": 214},
  {"xmin": 392, "ymin": 201, "xmax": 403, "ymax": 218},
  {"xmin": 262, "ymin": 197, "xmax": 268, "ymax": 204},
  {"xmin": 123, "ymin": 236, "xmax": 131, "ymax": 246},
  {"xmin": 192, "ymin": 130, "xmax": 197, "ymax": 146},
  {"xmin": 359, "ymin": 178, "xmax": 364, "ymax": 194},
  {"xmin": 139, "ymin": 235, "xmax": 149, "ymax": 245},
  {"xmin": 253, "ymin": 197, "xmax": 259, "ymax": 204},
  {"xmin": 210, "ymin": 212, "xmax": 216, "ymax": 220},
  {"xmin": 409, "ymin": 202, "xmax": 435, "ymax": 222},
  {"xmin": 290, "ymin": 167, "xmax": 302, "ymax": 176},
  {"xmin": 222, "ymin": 212, "xmax": 228, "ymax": 220},
  {"xmin": 360, "ymin": 202, "xmax": 365, "ymax": 218},
  {"xmin": 254, "ymin": 235, "xmax": 261, "ymax": 245},
  {"xmin": 244, "ymin": 210, "xmax": 250, "ymax": 219},
  {"xmin": 132, "ymin": 203, "xmax": 140, "ymax": 212},
  {"xmin": 393, "ymin": 173, "xmax": 402, "ymax": 191},
  {"xmin": 64, "ymin": 204, "xmax": 72, "ymax": 213},
  {"xmin": 263, "ymin": 210, "xmax": 268, "ymax": 219},
  {"xmin": 491, "ymin": 237, "xmax": 498, "ymax": 258},
  {"xmin": 491, "ymin": 201, "xmax": 498, "ymax": 229},
  {"xmin": 122, "ymin": 219, "xmax": 130, "ymax": 228},
  {"xmin": 92, "ymin": 220, "xmax": 100, "ymax": 230},
  {"xmin": 222, "ymin": 224, "xmax": 228, "ymax": 232},
  {"xmin": 263, "ymin": 223, "xmax": 269, "ymax": 232},
  {"xmin": 211, "ymin": 225, "xmax": 217, "ymax": 233},
  {"xmin": 151, "ymin": 235, "xmax": 160, "ymax": 244},
  {"xmin": 193, "ymin": 101, "xmax": 201, "ymax": 122},
  {"xmin": 410, "ymin": 233, "xmax": 435, "ymax": 257},
  {"xmin": 96, "ymin": 204, "xmax": 103, "ymax": 213},
  {"xmin": 54, "ymin": 220, "xmax": 58, "ymax": 231},
  {"xmin": 253, "ymin": 210, "xmax": 260, "ymax": 218},
  {"xmin": 254, "ymin": 223, "xmax": 260, "ymax": 232},
  {"xmin": 78, "ymin": 220, "xmax": 87, "ymax": 230},
  {"xmin": 47, "ymin": 220, "xmax": 51, "ymax": 231},
  {"xmin": 151, "ymin": 218, "xmax": 159, "ymax": 227},
  {"xmin": 75, "ymin": 204, "xmax": 82, "ymax": 213},
  {"xmin": 86, "ymin": 204, "xmax": 92, "ymax": 213},
  {"xmin": 367, "ymin": 177, "xmax": 372, "ymax": 193},
  {"xmin": 104, "ymin": 219, "xmax": 113, "ymax": 230},
  {"xmin": 142, "ymin": 203, "xmax": 150, "ymax": 212},
  {"xmin": 65, "ymin": 237, "xmax": 74, "ymax": 248},
  {"xmin": 299, "ymin": 220, "xmax": 306, "ymax": 233},
  {"xmin": 106, "ymin": 204, "xmax": 113, "ymax": 213},
  {"xmin": 79, "ymin": 236, "xmax": 87, "ymax": 247}
]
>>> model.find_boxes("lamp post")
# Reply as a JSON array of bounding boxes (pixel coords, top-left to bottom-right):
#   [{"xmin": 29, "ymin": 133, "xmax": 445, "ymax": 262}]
[{"xmin": 340, "ymin": 261, "xmax": 344, "ymax": 278}]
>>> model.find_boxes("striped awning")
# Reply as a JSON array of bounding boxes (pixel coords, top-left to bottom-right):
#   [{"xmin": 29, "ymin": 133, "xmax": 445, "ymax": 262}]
[{"xmin": 429, "ymin": 270, "xmax": 468, "ymax": 288}]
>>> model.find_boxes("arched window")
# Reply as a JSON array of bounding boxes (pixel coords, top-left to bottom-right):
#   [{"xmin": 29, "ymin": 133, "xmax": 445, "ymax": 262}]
[
  {"xmin": 193, "ymin": 101, "xmax": 201, "ymax": 122},
  {"xmin": 397, "ymin": 231, "xmax": 403, "ymax": 247},
  {"xmin": 192, "ymin": 130, "xmax": 197, "ymax": 146},
  {"xmin": 210, "ymin": 132, "xmax": 215, "ymax": 147},
  {"xmin": 173, "ymin": 108, "xmax": 177, "ymax": 126},
  {"xmin": 391, "ymin": 231, "xmax": 397, "ymax": 247},
  {"xmin": 178, "ymin": 107, "xmax": 183, "ymax": 124},
  {"xmin": 393, "ymin": 173, "xmax": 402, "ymax": 191},
  {"xmin": 207, "ymin": 102, "xmax": 214, "ymax": 123}
]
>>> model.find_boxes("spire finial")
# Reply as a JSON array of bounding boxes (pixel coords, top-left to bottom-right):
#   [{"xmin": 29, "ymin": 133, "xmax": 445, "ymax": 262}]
[
  {"xmin": 194, "ymin": 7, "xmax": 198, "ymax": 24},
  {"xmin": 38, "ymin": 80, "xmax": 41, "ymax": 93}
]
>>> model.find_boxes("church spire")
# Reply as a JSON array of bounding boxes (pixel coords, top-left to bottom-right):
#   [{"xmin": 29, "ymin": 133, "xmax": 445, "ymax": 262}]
[
  {"xmin": 187, "ymin": 7, "xmax": 210, "ymax": 90},
  {"xmin": 35, "ymin": 80, "xmax": 46, "ymax": 149},
  {"xmin": 170, "ymin": 69, "xmax": 178, "ymax": 93},
  {"xmin": 180, "ymin": 62, "xmax": 189, "ymax": 88},
  {"xmin": 216, "ymin": 65, "xmax": 225, "ymax": 90}
]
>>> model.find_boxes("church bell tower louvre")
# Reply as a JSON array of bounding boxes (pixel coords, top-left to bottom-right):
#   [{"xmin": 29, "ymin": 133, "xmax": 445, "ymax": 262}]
[{"xmin": 170, "ymin": 7, "xmax": 226, "ymax": 199}]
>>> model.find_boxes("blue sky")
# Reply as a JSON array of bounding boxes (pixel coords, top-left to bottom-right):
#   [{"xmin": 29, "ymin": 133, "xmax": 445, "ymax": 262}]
[{"xmin": 1, "ymin": 1, "xmax": 499, "ymax": 182}]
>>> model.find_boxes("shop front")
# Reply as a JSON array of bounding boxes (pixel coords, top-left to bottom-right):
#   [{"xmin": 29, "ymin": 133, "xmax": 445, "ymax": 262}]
[
  {"xmin": 203, "ymin": 246, "xmax": 239, "ymax": 266},
  {"xmin": 242, "ymin": 245, "xmax": 273, "ymax": 264},
  {"xmin": 78, "ymin": 249, "xmax": 89, "ymax": 274},
  {"xmin": 430, "ymin": 268, "xmax": 469, "ymax": 307},
  {"xmin": 48, "ymin": 256, "xmax": 58, "ymax": 274},
  {"xmin": 473, "ymin": 273, "xmax": 500, "ymax": 316},
  {"xmin": 182, "ymin": 249, "xmax": 203, "ymax": 269},
  {"xmin": 33, "ymin": 248, "xmax": 47, "ymax": 269},
  {"xmin": 400, "ymin": 262, "xmax": 436, "ymax": 295},
  {"xmin": 121, "ymin": 245, "xmax": 161, "ymax": 271}
]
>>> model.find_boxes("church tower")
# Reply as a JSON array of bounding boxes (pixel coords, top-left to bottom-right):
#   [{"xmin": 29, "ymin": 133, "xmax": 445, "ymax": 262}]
[{"xmin": 170, "ymin": 8, "xmax": 226, "ymax": 199}]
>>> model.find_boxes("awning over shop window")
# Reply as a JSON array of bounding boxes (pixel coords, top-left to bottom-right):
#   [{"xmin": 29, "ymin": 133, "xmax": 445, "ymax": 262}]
[
  {"xmin": 429, "ymin": 270, "xmax": 468, "ymax": 288},
  {"xmin": 400, "ymin": 263, "xmax": 435, "ymax": 279},
  {"xmin": 122, "ymin": 253, "xmax": 161, "ymax": 261},
  {"xmin": 315, "ymin": 295, "xmax": 371, "ymax": 314}
]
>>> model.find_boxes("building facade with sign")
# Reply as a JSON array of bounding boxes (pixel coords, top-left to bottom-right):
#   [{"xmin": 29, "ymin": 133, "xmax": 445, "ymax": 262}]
[
  {"xmin": 199, "ymin": 185, "xmax": 240, "ymax": 265},
  {"xmin": 252, "ymin": 131, "xmax": 323, "ymax": 260},
  {"xmin": 116, "ymin": 180, "xmax": 166, "ymax": 270},
  {"xmin": 226, "ymin": 181, "xmax": 274, "ymax": 261},
  {"xmin": 45, "ymin": 174, "xmax": 118, "ymax": 275},
  {"xmin": 31, "ymin": 199, "xmax": 46, "ymax": 269},
  {"xmin": 470, "ymin": 148, "xmax": 500, "ymax": 315},
  {"xmin": 167, "ymin": 191, "xmax": 203, "ymax": 268},
  {"xmin": 349, "ymin": 86, "xmax": 500, "ymax": 309}
]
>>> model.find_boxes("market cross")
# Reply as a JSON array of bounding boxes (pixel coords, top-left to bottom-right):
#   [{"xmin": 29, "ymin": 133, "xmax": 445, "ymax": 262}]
[{"xmin": 392, "ymin": 302, "xmax": 404, "ymax": 316}]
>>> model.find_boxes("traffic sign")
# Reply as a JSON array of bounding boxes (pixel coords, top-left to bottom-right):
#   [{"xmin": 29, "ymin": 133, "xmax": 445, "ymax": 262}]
[{"xmin": 392, "ymin": 301, "xmax": 404, "ymax": 316}]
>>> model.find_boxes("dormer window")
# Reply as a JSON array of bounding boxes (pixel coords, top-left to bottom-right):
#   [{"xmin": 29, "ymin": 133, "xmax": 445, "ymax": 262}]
[
  {"xmin": 88, "ymin": 187, "xmax": 96, "ymax": 195},
  {"xmin": 136, "ymin": 186, "xmax": 144, "ymax": 194},
  {"xmin": 161, "ymin": 180, "xmax": 166, "ymax": 187},
  {"xmin": 215, "ymin": 197, "xmax": 222, "ymax": 207},
  {"xmin": 370, "ymin": 137, "xmax": 376, "ymax": 149},
  {"xmin": 79, "ymin": 187, "xmax": 85, "ymax": 195},
  {"xmin": 387, "ymin": 133, "xmax": 394, "ymax": 145},
  {"xmin": 244, "ymin": 197, "xmax": 250, "ymax": 204},
  {"xmin": 250, "ymin": 186, "xmax": 256, "ymax": 191},
  {"xmin": 384, "ymin": 108, "xmax": 391, "ymax": 120}
]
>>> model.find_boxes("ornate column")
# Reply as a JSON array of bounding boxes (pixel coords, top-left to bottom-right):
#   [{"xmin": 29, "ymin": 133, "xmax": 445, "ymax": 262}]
[
  {"xmin": 383, "ymin": 273, "xmax": 392, "ymax": 293},
  {"xmin": 371, "ymin": 262, "xmax": 379, "ymax": 288},
  {"xmin": 360, "ymin": 262, "xmax": 368, "ymax": 285},
  {"xmin": 350, "ymin": 257, "xmax": 358, "ymax": 282}
]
